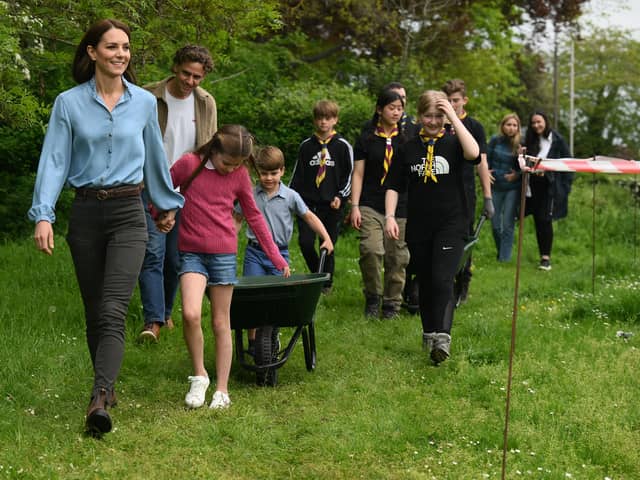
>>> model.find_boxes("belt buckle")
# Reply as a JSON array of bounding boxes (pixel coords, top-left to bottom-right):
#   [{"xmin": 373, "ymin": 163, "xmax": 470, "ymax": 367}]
[{"xmin": 96, "ymin": 189, "xmax": 109, "ymax": 200}]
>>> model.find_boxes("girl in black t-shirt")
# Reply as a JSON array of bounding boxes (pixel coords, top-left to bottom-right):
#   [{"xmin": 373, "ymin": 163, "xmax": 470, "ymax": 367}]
[
  {"xmin": 384, "ymin": 90, "xmax": 479, "ymax": 364},
  {"xmin": 350, "ymin": 88, "xmax": 411, "ymax": 318}
]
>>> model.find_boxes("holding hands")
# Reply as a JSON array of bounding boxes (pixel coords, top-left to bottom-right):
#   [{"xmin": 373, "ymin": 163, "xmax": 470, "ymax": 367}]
[{"xmin": 155, "ymin": 209, "xmax": 176, "ymax": 233}]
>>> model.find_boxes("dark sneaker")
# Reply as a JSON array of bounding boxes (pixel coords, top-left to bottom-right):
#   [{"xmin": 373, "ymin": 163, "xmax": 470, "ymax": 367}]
[
  {"xmin": 364, "ymin": 294, "xmax": 380, "ymax": 318},
  {"xmin": 430, "ymin": 333, "xmax": 451, "ymax": 364},
  {"xmin": 381, "ymin": 303, "xmax": 400, "ymax": 319},
  {"xmin": 538, "ymin": 258, "xmax": 552, "ymax": 271}
]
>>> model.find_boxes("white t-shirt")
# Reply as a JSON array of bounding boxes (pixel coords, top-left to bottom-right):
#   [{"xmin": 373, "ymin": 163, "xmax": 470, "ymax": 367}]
[
  {"xmin": 163, "ymin": 87, "xmax": 196, "ymax": 166},
  {"xmin": 538, "ymin": 132, "xmax": 553, "ymax": 158}
]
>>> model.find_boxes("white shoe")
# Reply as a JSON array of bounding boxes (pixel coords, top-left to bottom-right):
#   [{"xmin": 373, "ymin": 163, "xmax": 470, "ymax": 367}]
[
  {"xmin": 185, "ymin": 375, "xmax": 209, "ymax": 409},
  {"xmin": 209, "ymin": 390, "xmax": 231, "ymax": 410}
]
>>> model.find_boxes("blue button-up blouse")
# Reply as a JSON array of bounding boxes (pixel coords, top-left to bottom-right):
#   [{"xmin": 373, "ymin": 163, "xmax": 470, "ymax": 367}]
[{"xmin": 28, "ymin": 76, "xmax": 184, "ymax": 223}]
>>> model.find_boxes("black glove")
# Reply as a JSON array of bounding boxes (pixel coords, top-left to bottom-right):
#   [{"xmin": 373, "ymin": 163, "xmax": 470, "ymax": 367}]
[{"xmin": 483, "ymin": 197, "xmax": 495, "ymax": 219}]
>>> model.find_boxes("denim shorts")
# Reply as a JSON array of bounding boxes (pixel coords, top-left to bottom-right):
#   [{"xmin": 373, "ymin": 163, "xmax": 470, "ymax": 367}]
[{"xmin": 179, "ymin": 252, "xmax": 238, "ymax": 286}]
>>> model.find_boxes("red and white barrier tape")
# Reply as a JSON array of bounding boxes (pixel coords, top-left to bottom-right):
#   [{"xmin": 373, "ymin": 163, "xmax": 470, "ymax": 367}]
[{"xmin": 518, "ymin": 155, "xmax": 640, "ymax": 174}]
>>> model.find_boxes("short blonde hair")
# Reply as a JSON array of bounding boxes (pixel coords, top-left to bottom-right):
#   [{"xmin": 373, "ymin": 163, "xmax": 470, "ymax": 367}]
[{"xmin": 417, "ymin": 90, "xmax": 447, "ymax": 116}]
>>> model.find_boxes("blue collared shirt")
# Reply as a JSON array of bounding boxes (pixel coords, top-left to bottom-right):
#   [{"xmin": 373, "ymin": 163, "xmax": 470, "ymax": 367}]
[
  {"xmin": 235, "ymin": 182, "xmax": 308, "ymax": 247},
  {"xmin": 28, "ymin": 76, "xmax": 184, "ymax": 223}
]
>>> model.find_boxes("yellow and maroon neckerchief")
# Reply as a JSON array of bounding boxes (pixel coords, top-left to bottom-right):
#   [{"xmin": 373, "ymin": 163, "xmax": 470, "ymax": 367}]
[
  {"xmin": 315, "ymin": 131, "xmax": 336, "ymax": 188},
  {"xmin": 419, "ymin": 127, "xmax": 445, "ymax": 183},
  {"xmin": 375, "ymin": 121, "xmax": 399, "ymax": 185},
  {"xmin": 449, "ymin": 111, "xmax": 467, "ymax": 135}
]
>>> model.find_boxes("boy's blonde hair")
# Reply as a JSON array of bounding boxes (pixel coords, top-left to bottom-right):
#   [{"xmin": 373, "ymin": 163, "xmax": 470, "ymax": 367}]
[
  {"xmin": 417, "ymin": 90, "xmax": 447, "ymax": 116},
  {"xmin": 255, "ymin": 145, "xmax": 285, "ymax": 171},
  {"xmin": 313, "ymin": 100, "xmax": 339, "ymax": 119}
]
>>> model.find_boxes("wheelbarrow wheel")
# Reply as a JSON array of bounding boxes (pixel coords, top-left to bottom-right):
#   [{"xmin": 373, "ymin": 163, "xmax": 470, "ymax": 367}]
[
  {"xmin": 301, "ymin": 323, "xmax": 316, "ymax": 371},
  {"xmin": 255, "ymin": 326, "xmax": 279, "ymax": 387}
]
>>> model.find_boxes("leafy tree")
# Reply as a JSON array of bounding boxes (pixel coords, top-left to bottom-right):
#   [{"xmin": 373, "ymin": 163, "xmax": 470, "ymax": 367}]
[{"xmin": 555, "ymin": 28, "xmax": 640, "ymax": 158}]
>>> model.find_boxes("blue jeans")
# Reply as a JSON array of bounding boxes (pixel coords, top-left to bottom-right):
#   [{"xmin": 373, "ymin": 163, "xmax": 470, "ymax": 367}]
[
  {"xmin": 242, "ymin": 244, "xmax": 289, "ymax": 276},
  {"xmin": 138, "ymin": 196, "xmax": 181, "ymax": 325},
  {"xmin": 491, "ymin": 188, "xmax": 519, "ymax": 262}
]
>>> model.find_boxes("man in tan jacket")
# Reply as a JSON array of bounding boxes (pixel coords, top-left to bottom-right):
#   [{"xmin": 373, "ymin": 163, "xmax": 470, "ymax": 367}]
[{"xmin": 138, "ymin": 45, "xmax": 217, "ymax": 342}]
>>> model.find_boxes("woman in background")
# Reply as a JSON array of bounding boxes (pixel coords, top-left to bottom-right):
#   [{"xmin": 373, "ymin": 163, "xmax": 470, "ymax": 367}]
[
  {"xmin": 523, "ymin": 110, "xmax": 573, "ymax": 271},
  {"xmin": 487, "ymin": 113, "xmax": 522, "ymax": 262}
]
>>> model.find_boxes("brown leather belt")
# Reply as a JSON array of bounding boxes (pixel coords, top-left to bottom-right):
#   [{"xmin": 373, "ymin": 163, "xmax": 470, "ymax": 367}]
[{"xmin": 76, "ymin": 183, "xmax": 143, "ymax": 200}]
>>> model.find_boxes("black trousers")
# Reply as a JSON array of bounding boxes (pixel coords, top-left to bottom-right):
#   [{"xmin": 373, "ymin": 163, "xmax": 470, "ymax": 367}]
[
  {"xmin": 534, "ymin": 217, "xmax": 553, "ymax": 257},
  {"xmin": 66, "ymin": 194, "xmax": 147, "ymax": 396},
  {"xmin": 409, "ymin": 222, "xmax": 465, "ymax": 334},
  {"xmin": 297, "ymin": 204, "xmax": 342, "ymax": 284}
]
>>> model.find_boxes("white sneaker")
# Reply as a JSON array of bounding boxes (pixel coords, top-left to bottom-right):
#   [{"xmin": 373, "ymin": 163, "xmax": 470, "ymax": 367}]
[
  {"xmin": 185, "ymin": 375, "xmax": 209, "ymax": 409},
  {"xmin": 209, "ymin": 390, "xmax": 231, "ymax": 410}
]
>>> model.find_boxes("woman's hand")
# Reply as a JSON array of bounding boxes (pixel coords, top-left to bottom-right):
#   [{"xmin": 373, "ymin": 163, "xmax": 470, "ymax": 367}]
[
  {"xmin": 282, "ymin": 265, "xmax": 291, "ymax": 278},
  {"xmin": 330, "ymin": 196, "xmax": 341, "ymax": 210},
  {"xmin": 34, "ymin": 221, "xmax": 54, "ymax": 255},
  {"xmin": 505, "ymin": 169, "xmax": 518, "ymax": 183}
]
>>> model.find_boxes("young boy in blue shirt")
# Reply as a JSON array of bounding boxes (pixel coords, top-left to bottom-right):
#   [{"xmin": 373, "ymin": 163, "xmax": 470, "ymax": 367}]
[{"xmin": 234, "ymin": 146, "xmax": 334, "ymax": 351}]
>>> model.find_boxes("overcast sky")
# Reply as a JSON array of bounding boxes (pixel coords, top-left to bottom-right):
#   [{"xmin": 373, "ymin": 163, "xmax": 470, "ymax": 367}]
[{"xmin": 580, "ymin": 0, "xmax": 640, "ymax": 39}]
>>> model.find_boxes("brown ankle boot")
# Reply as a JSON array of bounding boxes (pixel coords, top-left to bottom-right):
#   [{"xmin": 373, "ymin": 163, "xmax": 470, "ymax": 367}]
[
  {"xmin": 85, "ymin": 388, "xmax": 112, "ymax": 436},
  {"xmin": 106, "ymin": 388, "xmax": 117, "ymax": 408}
]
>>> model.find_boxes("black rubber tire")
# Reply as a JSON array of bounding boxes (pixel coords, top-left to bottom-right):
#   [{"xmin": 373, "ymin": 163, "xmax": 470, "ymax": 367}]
[{"xmin": 255, "ymin": 326, "xmax": 279, "ymax": 386}]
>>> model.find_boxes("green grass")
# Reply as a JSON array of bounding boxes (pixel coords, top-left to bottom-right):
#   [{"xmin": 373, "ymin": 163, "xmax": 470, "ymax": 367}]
[{"xmin": 1, "ymin": 175, "xmax": 639, "ymax": 479}]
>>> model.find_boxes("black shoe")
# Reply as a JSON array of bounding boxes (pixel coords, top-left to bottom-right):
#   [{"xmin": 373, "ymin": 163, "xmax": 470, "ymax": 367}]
[
  {"xmin": 381, "ymin": 302, "xmax": 400, "ymax": 319},
  {"xmin": 538, "ymin": 258, "xmax": 552, "ymax": 271},
  {"xmin": 364, "ymin": 294, "xmax": 380, "ymax": 318}
]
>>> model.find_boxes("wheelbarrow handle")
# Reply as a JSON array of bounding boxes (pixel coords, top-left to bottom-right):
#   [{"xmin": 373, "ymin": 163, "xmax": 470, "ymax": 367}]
[
  {"xmin": 318, "ymin": 247, "xmax": 328, "ymax": 274},
  {"xmin": 473, "ymin": 214, "xmax": 487, "ymax": 238}
]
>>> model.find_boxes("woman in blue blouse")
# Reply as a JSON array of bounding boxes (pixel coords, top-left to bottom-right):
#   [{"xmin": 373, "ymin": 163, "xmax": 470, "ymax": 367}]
[
  {"xmin": 487, "ymin": 113, "xmax": 522, "ymax": 262},
  {"xmin": 28, "ymin": 19, "xmax": 183, "ymax": 436}
]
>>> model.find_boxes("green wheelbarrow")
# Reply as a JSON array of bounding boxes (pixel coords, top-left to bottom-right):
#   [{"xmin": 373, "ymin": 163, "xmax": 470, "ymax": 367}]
[{"xmin": 230, "ymin": 250, "xmax": 329, "ymax": 386}]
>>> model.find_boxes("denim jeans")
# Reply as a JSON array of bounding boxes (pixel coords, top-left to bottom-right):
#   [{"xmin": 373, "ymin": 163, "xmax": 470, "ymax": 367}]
[
  {"xmin": 66, "ymin": 193, "xmax": 147, "ymax": 396},
  {"xmin": 242, "ymin": 244, "xmax": 289, "ymax": 276},
  {"xmin": 491, "ymin": 188, "xmax": 519, "ymax": 262},
  {"xmin": 138, "ymin": 197, "xmax": 181, "ymax": 324}
]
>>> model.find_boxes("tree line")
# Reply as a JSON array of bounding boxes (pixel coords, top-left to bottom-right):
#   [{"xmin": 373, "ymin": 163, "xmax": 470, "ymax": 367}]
[{"xmin": 1, "ymin": 0, "xmax": 638, "ymax": 240}]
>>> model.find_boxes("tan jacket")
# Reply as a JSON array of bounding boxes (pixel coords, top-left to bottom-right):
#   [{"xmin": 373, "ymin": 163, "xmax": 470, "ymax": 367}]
[{"xmin": 144, "ymin": 76, "xmax": 217, "ymax": 151}]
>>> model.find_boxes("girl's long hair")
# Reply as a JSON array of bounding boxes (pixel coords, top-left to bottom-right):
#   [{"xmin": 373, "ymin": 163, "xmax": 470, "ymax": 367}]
[
  {"xmin": 181, "ymin": 124, "xmax": 255, "ymax": 192},
  {"xmin": 367, "ymin": 88, "xmax": 408, "ymax": 142},
  {"xmin": 499, "ymin": 113, "xmax": 521, "ymax": 154}
]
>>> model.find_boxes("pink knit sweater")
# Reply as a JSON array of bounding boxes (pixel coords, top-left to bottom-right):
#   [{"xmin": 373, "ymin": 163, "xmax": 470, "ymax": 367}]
[{"xmin": 170, "ymin": 153, "xmax": 287, "ymax": 271}]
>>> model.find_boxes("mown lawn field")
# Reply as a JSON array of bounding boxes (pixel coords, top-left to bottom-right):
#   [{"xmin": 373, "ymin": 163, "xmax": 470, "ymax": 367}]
[{"xmin": 1, "ymin": 175, "xmax": 639, "ymax": 479}]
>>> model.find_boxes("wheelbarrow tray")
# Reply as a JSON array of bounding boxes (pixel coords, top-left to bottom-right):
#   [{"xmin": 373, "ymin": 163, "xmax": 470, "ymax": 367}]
[
  {"xmin": 231, "ymin": 272, "xmax": 330, "ymax": 385},
  {"xmin": 230, "ymin": 272, "xmax": 329, "ymax": 329}
]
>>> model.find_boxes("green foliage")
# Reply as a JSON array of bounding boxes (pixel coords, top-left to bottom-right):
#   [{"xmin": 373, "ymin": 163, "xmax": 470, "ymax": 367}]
[
  {"xmin": 211, "ymin": 40, "xmax": 373, "ymax": 167},
  {"xmin": 555, "ymin": 28, "xmax": 640, "ymax": 157},
  {"xmin": 1, "ymin": 0, "xmax": 637, "ymax": 241}
]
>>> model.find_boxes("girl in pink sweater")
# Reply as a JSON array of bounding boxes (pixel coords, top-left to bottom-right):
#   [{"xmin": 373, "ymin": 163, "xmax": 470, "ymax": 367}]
[{"xmin": 171, "ymin": 124, "xmax": 290, "ymax": 410}]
